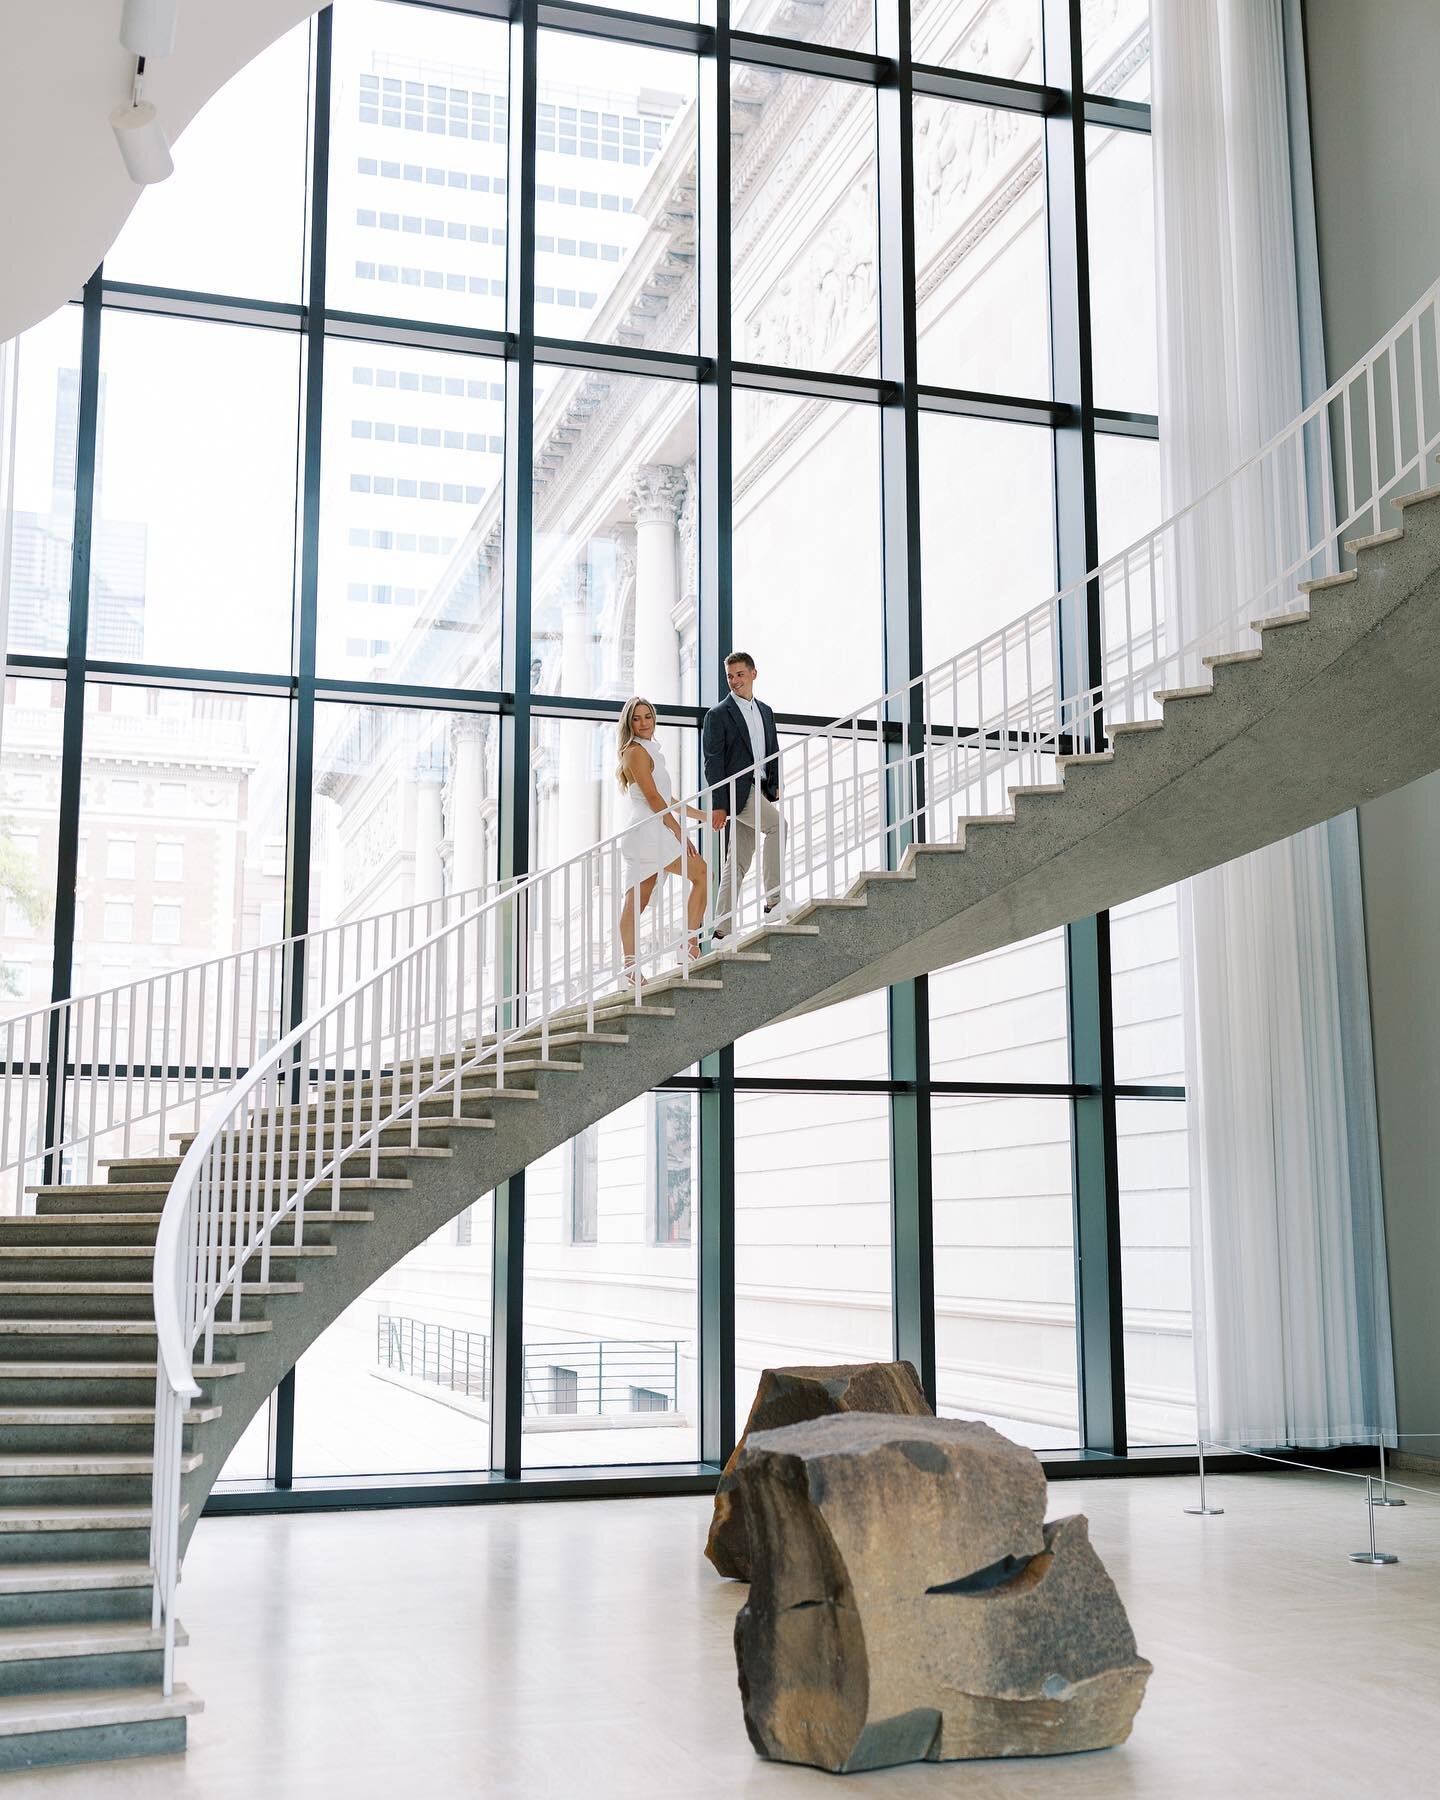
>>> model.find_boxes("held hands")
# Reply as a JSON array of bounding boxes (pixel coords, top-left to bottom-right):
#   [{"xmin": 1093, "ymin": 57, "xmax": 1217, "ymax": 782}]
[{"xmin": 711, "ymin": 808, "xmax": 728, "ymax": 830}]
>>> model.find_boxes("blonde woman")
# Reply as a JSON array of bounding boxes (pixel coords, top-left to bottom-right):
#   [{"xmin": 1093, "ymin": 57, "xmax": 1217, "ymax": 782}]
[{"xmin": 616, "ymin": 697, "xmax": 708, "ymax": 972}]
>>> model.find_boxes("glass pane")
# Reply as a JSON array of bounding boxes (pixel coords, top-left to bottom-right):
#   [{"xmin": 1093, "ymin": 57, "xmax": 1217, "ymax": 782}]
[
  {"xmin": 309, "ymin": 703, "xmax": 499, "ymax": 931},
  {"xmin": 930, "ymin": 928, "xmax": 1069, "ymax": 1084},
  {"xmin": 536, "ymin": 33, "xmax": 697, "ymax": 351},
  {"xmin": 71, "ymin": 688, "xmax": 292, "ymax": 992},
  {"xmin": 532, "ymin": 373, "xmax": 698, "ymax": 708},
  {"xmin": 215, "ymin": 1397, "xmax": 272, "ymax": 1485},
  {"xmin": 1117, "ymin": 1098, "xmax": 1196, "ymax": 1444},
  {"xmin": 1096, "ymin": 431, "xmax": 1161, "ymax": 562},
  {"xmin": 915, "ymin": 0, "xmax": 1043, "ymax": 79},
  {"xmin": 1111, "ymin": 885, "xmax": 1184, "ymax": 1086},
  {"xmin": 914, "ymin": 100, "xmax": 1049, "ymax": 399},
  {"xmin": 5, "ymin": 307, "xmax": 84, "ymax": 658},
  {"xmin": 291, "ymin": 1198, "xmax": 494, "ymax": 1477},
  {"xmin": 327, "ymin": 0, "xmax": 509, "ymax": 331},
  {"xmin": 734, "ymin": 1091, "xmax": 892, "ymax": 1427},
  {"xmin": 731, "ymin": 71, "xmax": 878, "ymax": 377},
  {"xmin": 105, "ymin": 24, "xmax": 311, "ymax": 302},
  {"xmin": 736, "ymin": 990, "xmax": 889, "ymax": 1082},
  {"xmin": 523, "ymin": 1096, "xmax": 699, "ymax": 1467},
  {"xmin": 1087, "ymin": 127, "xmax": 1157, "ymax": 413},
  {"xmin": 733, "ymin": 395, "xmax": 882, "ymax": 717},
  {"xmin": 919, "ymin": 413, "xmax": 1054, "ymax": 665},
  {"xmin": 1083, "ymin": 0, "xmax": 1151, "ymax": 101},
  {"xmin": 318, "ymin": 336, "xmax": 504, "ymax": 687},
  {"xmin": 734, "ymin": 0, "xmax": 874, "ymax": 52},
  {"xmin": 92, "ymin": 311, "xmax": 300, "ymax": 671},
  {"xmin": 933, "ymin": 1094, "xmax": 1079, "ymax": 1449},
  {"xmin": 0, "ymin": 680, "xmax": 63, "ymax": 1028}
]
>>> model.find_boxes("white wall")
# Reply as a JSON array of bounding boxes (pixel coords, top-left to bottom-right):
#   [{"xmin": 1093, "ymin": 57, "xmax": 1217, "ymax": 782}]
[{"xmin": 1304, "ymin": 0, "xmax": 1440, "ymax": 1441}]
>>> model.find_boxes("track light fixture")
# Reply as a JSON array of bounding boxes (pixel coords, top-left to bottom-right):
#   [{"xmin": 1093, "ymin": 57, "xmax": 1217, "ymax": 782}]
[
  {"xmin": 111, "ymin": 2, "xmax": 180, "ymax": 185},
  {"xmin": 120, "ymin": 0, "xmax": 179, "ymax": 59},
  {"xmin": 111, "ymin": 91, "xmax": 175, "ymax": 185}
]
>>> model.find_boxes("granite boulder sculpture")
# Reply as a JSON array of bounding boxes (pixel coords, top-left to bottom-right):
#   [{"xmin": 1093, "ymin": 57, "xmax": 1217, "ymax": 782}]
[
  {"xmin": 733, "ymin": 1413, "xmax": 1151, "ymax": 1771},
  {"xmin": 705, "ymin": 1361, "xmax": 931, "ymax": 1581}
]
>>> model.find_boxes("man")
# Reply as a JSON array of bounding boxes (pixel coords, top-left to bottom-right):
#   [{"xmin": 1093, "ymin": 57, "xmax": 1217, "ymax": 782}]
[{"xmin": 703, "ymin": 651, "xmax": 783, "ymax": 937}]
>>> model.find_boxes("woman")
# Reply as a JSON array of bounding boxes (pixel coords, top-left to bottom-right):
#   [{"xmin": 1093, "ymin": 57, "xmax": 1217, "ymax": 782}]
[{"xmin": 616, "ymin": 696, "xmax": 709, "ymax": 974}]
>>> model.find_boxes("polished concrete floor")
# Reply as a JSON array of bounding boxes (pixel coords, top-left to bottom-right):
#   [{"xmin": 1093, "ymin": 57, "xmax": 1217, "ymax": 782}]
[{"xmin": 14, "ymin": 1469, "xmax": 1439, "ymax": 1799}]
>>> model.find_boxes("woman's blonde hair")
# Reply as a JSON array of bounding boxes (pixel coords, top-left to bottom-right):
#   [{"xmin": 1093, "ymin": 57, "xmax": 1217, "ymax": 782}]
[{"xmin": 616, "ymin": 696, "xmax": 655, "ymax": 790}]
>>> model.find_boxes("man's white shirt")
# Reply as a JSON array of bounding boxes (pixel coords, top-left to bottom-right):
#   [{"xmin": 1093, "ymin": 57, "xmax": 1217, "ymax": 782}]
[{"xmin": 733, "ymin": 693, "xmax": 767, "ymax": 779}]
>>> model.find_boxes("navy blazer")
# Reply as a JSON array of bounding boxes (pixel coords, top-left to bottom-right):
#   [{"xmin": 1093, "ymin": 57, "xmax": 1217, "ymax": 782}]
[{"xmin": 702, "ymin": 693, "xmax": 780, "ymax": 817}]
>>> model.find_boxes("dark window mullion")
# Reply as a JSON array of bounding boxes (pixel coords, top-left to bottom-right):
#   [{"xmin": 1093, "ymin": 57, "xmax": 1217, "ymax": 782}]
[
  {"xmin": 272, "ymin": 3, "xmax": 337, "ymax": 1492},
  {"xmin": 489, "ymin": 0, "xmax": 542, "ymax": 1483},
  {"xmin": 1045, "ymin": 0, "xmax": 1126, "ymax": 1458},
  {"xmin": 876, "ymin": 0, "xmax": 935, "ymax": 1405},
  {"xmin": 697, "ymin": 0, "xmax": 736, "ymax": 1469}
]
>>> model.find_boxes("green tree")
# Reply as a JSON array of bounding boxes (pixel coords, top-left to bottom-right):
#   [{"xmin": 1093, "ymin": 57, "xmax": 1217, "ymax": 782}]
[{"xmin": 0, "ymin": 815, "xmax": 50, "ymax": 999}]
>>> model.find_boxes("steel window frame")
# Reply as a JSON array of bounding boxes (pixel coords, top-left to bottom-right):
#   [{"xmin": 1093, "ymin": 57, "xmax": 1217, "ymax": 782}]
[{"xmin": 4, "ymin": 0, "xmax": 1178, "ymax": 1506}]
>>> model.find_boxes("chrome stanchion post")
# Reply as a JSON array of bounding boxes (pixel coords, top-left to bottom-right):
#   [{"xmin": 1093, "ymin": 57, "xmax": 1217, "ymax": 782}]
[
  {"xmin": 1350, "ymin": 1476, "xmax": 1399, "ymax": 1564},
  {"xmin": 1183, "ymin": 1439, "xmax": 1225, "ymax": 1516},
  {"xmin": 1371, "ymin": 1429, "xmax": 1406, "ymax": 1506}
]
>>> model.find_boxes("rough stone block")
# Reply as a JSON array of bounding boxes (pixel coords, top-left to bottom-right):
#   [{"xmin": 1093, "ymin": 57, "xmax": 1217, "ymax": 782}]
[
  {"xmin": 705, "ymin": 1362, "xmax": 931, "ymax": 1580},
  {"xmin": 733, "ymin": 1414, "xmax": 1151, "ymax": 1771}
]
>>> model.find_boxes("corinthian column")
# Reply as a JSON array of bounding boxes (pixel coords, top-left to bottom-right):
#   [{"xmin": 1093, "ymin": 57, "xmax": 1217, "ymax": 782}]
[{"xmin": 628, "ymin": 464, "xmax": 687, "ymax": 708}]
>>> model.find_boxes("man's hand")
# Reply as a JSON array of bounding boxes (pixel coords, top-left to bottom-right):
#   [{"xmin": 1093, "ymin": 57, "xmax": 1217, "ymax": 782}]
[{"xmin": 711, "ymin": 808, "xmax": 728, "ymax": 830}]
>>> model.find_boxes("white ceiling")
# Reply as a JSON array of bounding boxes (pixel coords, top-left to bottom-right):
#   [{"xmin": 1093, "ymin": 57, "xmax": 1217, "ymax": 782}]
[{"xmin": 0, "ymin": 0, "xmax": 322, "ymax": 342}]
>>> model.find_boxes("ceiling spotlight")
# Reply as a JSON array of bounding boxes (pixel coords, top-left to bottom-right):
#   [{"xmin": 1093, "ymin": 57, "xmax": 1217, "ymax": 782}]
[
  {"xmin": 120, "ymin": 0, "xmax": 180, "ymax": 59},
  {"xmin": 111, "ymin": 99, "xmax": 175, "ymax": 185}
]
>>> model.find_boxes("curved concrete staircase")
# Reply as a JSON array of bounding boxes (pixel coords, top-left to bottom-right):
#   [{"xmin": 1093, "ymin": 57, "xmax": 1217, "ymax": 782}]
[{"xmin": 3, "ymin": 485, "xmax": 1440, "ymax": 1769}]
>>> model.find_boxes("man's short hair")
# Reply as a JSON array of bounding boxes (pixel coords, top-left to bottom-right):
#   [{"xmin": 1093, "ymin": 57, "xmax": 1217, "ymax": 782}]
[{"xmin": 725, "ymin": 651, "xmax": 756, "ymax": 670}]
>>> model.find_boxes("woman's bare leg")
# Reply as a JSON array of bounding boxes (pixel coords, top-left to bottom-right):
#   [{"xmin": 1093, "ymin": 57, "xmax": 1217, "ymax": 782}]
[{"xmin": 620, "ymin": 875, "xmax": 658, "ymax": 969}]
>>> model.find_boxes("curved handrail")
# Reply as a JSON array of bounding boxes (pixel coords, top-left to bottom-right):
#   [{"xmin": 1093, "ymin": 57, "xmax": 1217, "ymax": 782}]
[{"xmin": 147, "ymin": 271, "xmax": 1440, "ymax": 1689}]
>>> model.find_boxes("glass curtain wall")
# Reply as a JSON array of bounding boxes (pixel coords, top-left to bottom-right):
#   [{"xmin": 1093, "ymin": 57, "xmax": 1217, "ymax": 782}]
[{"xmin": 0, "ymin": 0, "xmax": 1186, "ymax": 1495}]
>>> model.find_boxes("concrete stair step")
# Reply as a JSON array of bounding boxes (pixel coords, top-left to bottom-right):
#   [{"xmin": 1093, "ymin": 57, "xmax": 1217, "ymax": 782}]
[
  {"xmin": 0, "ymin": 1365, "xmax": 239, "ymax": 1409},
  {"xmin": 1297, "ymin": 567, "xmax": 1358, "ymax": 592},
  {"xmin": 0, "ymin": 1286, "xmax": 289, "ymax": 1322},
  {"xmin": 0, "ymin": 1503, "xmax": 169, "ymax": 1534},
  {"xmin": 1343, "ymin": 525, "xmax": 1405, "ymax": 553},
  {"xmin": 0, "ymin": 1246, "xmax": 333, "ymax": 1274},
  {"xmin": 0, "ymin": 1405, "xmax": 219, "ymax": 1428},
  {"xmin": 171, "ymin": 1117, "xmax": 491, "ymax": 1150},
  {"xmin": 0, "ymin": 1214, "xmax": 372, "ymax": 1248},
  {"xmin": 0, "ymin": 1563, "xmax": 153, "ymax": 1599},
  {"xmin": 0, "ymin": 1453, "xmax": 202, "ymax": 1481},
  {"xmin": 1393, "ymin": 481, "xmax": 1440, "ymax": 509},
  {"xmin": 0, "ymin": 1680, "xmax": 202, "ymax": 1752},
  {"xmin": 0, "ymin": 1612, "xmax": 188, "ymax": 1663},
  {"xmin": 99, "ymin": 1154, "xmax": 422, "ymax": 1183},
  {"xmin": 0, "ymin": 1363, "xmax": 240, "ymax": 1382},
  {"xmin": 1153, "ymin": 683, "xmax": 1214, "ymax": 703},
  {"xmin": 28, "ymin": 1178, "xmax": 408, "ymax": 1199},
  {"xmin": 0, "ymin": 1318, "xmax": 269, "ymax": 1345},
  {"xmin": 1251, "ymin": 608, "xmax": 1311, "ymax": 633},
  {"xmin": 1202, "ymin": 648, "xmax": 1263, "ymax": 669}
]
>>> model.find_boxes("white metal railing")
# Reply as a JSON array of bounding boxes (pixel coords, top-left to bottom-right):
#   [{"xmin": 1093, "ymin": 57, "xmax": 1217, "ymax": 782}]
[
  {"xmin": 0, "ymin": 884, "xmax": 507, "ymax": 1211},
  {"xmin": 146, "ymin": 277, "xmax": 1440, "ymax": 1689}
]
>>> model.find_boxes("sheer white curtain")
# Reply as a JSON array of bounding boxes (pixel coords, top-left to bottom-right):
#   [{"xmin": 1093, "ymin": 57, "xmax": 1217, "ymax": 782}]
[
  {"xmin": 0, "ymin": 338, "xmax": 18, "ymax": 754},
  {"xmin": 1152, "ymin": 0, "xmax": 1396, "ymax": 1448}
]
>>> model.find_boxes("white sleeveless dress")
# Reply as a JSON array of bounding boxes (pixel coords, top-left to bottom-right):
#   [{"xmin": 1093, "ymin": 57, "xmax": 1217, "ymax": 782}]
[{"xmin": 619, "ymin": 741, "xmax": 681, "ymax": 891}]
